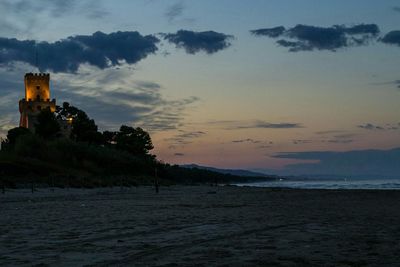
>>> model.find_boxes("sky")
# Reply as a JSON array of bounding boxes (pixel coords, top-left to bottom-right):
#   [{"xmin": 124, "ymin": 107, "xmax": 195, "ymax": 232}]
[{"xmin": 0, "ymin": 0, "xmax": 399, "ymax": 177}]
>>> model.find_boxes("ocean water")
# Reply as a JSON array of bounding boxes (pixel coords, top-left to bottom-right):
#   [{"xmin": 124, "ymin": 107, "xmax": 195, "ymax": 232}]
[{"xmin": 238, "ymin": 178, "xmax": 400, "ymax": 190}]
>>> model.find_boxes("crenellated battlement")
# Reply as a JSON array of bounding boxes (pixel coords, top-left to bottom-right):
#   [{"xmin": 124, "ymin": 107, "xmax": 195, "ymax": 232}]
[
  {"xmin": 25, "ymin": 73, "xmax": 50, "ymax": 76},
  {"xmin": 24, "ymin": 73, "xmax": 50, "ymax": 81}
]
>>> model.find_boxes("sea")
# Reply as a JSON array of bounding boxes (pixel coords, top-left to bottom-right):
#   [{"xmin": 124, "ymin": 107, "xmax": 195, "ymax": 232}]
[{"xmin": 237, "ymin": 178, "xmax": 400, "ymax": 190}]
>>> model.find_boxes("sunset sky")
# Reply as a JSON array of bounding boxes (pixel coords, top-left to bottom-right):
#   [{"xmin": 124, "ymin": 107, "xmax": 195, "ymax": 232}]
[{"xmin": 0, "ymin": 0, "xmax": 399, "ymax": 176}]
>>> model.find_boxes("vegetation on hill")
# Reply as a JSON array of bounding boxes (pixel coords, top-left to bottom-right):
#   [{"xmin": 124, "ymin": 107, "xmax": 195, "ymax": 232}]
[{"xmin": 0, "ymin": 103, "xmax": 272, "ymax": 188}]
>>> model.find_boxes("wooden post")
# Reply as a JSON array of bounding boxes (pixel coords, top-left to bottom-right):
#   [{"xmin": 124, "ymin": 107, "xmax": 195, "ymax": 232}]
[{"xmin": 155, "ymin": 168, "xmax": 159, "ymax": 194}]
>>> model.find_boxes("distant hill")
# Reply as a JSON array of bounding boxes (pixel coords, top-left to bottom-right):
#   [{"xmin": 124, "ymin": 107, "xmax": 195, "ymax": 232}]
[{"xmin": 182, "ymin": 164, "xmax": 275, "ymax": 178}]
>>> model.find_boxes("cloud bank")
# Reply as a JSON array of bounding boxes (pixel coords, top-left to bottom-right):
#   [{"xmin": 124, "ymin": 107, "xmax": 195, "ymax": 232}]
[
  {"xmin": 0, "ymin": 31, "xmax": 160, "ymax": 73},
  {"xmin": 358, "ymin": 123, "xmax": 399, "ymax": 131},
  {"xmin": 358, "ymin": 123, "xmax": 384, "ymax": 130},
  {"xmin": 380, "ymin": 31, "xmax": 400, "ymax": 46},
  {"xmin": 163, "ymin": 30, "xmax": 233, "ymax": 54},
  {"xmin": 251, "ymin": 24, "xmax": 380, "ymax": 52},
  {"xmin": 232, "ymin": 138, "xmax": 261, "ymax": 144},
  {"xmin": 233, "ymin": 121, "xmax": 303, "ymax": 129},
  {"xmin": 250, "ymin": 26, "xmax": 286, "ymax": 38}
]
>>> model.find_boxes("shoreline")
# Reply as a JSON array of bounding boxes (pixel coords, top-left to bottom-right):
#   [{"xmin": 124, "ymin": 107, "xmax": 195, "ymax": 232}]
[{"xmin": 3, "ymin": 183, "xmax": 400, "ymax": 193}]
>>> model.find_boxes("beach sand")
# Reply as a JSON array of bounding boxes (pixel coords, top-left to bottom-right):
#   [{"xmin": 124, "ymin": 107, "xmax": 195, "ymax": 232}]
[{"xmin": 1, "ymin": 185, "xmax": 400, "ymax": 266}]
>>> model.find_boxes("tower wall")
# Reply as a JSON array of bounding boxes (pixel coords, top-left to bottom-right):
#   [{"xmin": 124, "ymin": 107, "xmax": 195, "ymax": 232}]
[
  {"xmin": 19, "ymin": 73, "xmax": 56, "ymax": 131},
  {"xmin": 24, "ymin": 73, "xmax": 50, "ymax": 101}
]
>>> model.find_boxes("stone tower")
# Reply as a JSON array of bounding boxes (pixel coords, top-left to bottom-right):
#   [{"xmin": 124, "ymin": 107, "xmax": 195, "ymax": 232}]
[{"xmin": 19, "ymin": 73, "xmax": 56, "ymax": 131}]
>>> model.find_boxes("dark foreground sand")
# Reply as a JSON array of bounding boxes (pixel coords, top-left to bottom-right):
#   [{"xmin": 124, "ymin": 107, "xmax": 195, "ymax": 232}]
[{"xmin": 1, "ymin": 186, "xmax": 400, "ymax": 267}]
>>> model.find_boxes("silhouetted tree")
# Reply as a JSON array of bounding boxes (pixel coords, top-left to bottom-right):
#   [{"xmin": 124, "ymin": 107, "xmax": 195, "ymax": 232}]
[
  {"xmin": 35, "ymin": 107, "xmax": 60, "ymax": 139},
  {"xmin": 6, "ymin": 127, "xmax": 31, "ymax": 144},
  {"xmin": 56, "ymin": 102, "xmax": 102, "ymax": 144},
  {"xmin": 72, "ymin": 110, "xmax": 102, "ymax": 143},
  {"xmin": 116, "ymin": 125, "xmax": 154, "ymax": 155},
  {"xmin": 1, "ymin": 127, "xmax": 31, "ymax": 150},
  {"xmin": 103, "ymin": 130, "xmax": 117, "ymax": 146},
  {"xmin": 55, "ymin": 102, "xmax": 79, "ymax": 120},
  {"xmin": 103, "ymin": 126, "xmax": 154, "ymax": 156}
]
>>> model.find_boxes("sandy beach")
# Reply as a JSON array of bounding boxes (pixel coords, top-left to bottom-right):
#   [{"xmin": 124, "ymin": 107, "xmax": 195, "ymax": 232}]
[{"xmin": 1, "ymin": 185, "xmax": 400, "ymax": 266}]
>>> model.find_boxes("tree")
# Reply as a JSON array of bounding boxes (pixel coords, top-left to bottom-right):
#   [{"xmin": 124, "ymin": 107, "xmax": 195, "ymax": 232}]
[
  {"xmin": 35, "ymin": 107, "xmax": 60, "ymax": 139},
  {"xmin": 2, "ymin": 127, "xmax": 31, "ymax": 150},
  {"xmin": 56, "ymin": 102, "xmax": 102, "ymax": 144},
  {"xmin": 103, "ymin": 130, "xmax": 117, "ymax": 146},
  {"xmin": 72, "ymin": 110, "xmax": 102, "ymax": 143},
  {"xmin": 106, "ymin": 125, "xmax": 154, "ymax": 156}
]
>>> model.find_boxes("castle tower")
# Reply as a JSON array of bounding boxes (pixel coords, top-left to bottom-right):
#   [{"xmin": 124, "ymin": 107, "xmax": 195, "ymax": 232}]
[{"xmin": 19, "ymin": 73, "xmax": 56, "ymax": 131}]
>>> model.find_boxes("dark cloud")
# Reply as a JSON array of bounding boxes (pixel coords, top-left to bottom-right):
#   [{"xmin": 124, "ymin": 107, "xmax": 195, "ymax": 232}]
[
  {"xmin": 371, "ymin": 79, "xmax": 400, "ymax": 91},
  {"xmin": 0, "ymin": 31, "xmax": 160, "ymax": 73},
  {"xmin": 322, "ymin": 133, "xmax": 355, "ymax": 144},
  {"xmin": 135, "ymin": 81, "xmax": 162, "ymax": 90},
  {"xmin": 165, "ymin": 130, "xmax": 206, "ymax": 148},
  {"xmin": 358, "ymin": 123, "xmax": 384, "ymax": 130},
  {"xmin": 250, "ymin": 26, "xmax": 285, "ymax": 38},
  {"xmin": 258, "ymin": 144, "xmax": 273, "ymax": 149},
  {"xmin": 176, "ymin": 131, "xmax": 206, "ymax": 139},
  {"xmin": 324, "ymin": 139, "xmax": 353, "ymax": 144},
  {"xmin": 232, "ymin": 138, "xmax": 261, "ymax": 144},
  {"xmin": 380, "ymin": 31, "xmax": 400, "ymax": 46},
  {"xmin": 273, "ymin": 148, "xmax": 400, "ymax": 178},
  {"xmin": 315, "ymin": 130, "xmax": 345, "ymax": 135},
  {"xmin": 202, "ymin": 120, "xmax": 239, "ymax": 125},
  {"xmin": 165, "ymin": 2, "xmax": 184, "ymax": 22},
  {"xmin": 234, "ymin": 121, "xmax": 303, "ymax": 129},
  {"xmin": 387, "ymin": 80, "xmax": 398, "ymax": 89},
  {"xmin": 276, "ymin": 39, "xmax": 302, "ymax": 49},
  {"xmin": 199, "ymin": 120, "xmax": 303, "ymax": 130},
  {"xmin": 293, "ymin": 139, "xmax": 312, "ymax": 145},
  {"xmin": 386, "ymin": 123, "xmax": 400, "ymax": 130},
  {"xmin": 290, "ymin": 133, "xmax": 355, "ymax": 146},
  {"xmin": 393, "ymin": 7, "xmax": 400, "ymax": 13},
  {"xmin": 163, "ymin": 30, "xmax": 233, "ymax": 54},
  {"xmin": 358, "ymin": 123, "xmax": 400, "ymax": 131},
  {"xmin": 251, "ymin": 24, "xmax": 380, "ymax": 52},
  {"xmin": 331, "ymin": 134, "xmax": 356, "ymax": 139}
]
